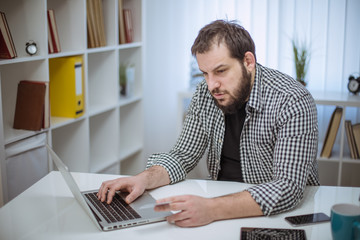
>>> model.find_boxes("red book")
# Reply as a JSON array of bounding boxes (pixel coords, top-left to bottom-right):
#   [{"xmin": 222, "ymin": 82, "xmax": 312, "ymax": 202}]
[
  {"xmin": 123, "ymin": 9, "xmax": 133, "ymax": 43},
  {"xmin": 13, "ymin": 81, "xmax": 47, "ymax": 131},
  {"xmin": 47, "ymin": 21, "xmax": 54, "ymax": 53},
  {"xmin": 0, "ymin": 11, "xmax": 16, "ymax": 59},
  {"xmin": 47, "ymin": 9, "xmax": 61, "ymax": 53},
  {"xmin": 0, "ymin": 29, "xmax": 12, "ymax": 58}
]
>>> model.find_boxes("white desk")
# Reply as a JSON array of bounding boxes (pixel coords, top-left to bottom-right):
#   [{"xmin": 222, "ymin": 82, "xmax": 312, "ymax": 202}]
[{"xmin": 0, "ymin": 171, "xmax": 359, "ymax": 240}]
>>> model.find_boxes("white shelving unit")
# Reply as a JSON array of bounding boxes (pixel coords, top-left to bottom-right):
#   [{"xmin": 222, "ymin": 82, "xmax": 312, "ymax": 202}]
[
  {"xmin": 312, "ymin": 91, "xmax": 360, "ymax": 187},
  {"xmin": 0, "ymin": 0, "xmax": 145, "ymax": 204},
  {"xmin": 178, "ymin": 90, "xmax": 360, "ymax": 187}
]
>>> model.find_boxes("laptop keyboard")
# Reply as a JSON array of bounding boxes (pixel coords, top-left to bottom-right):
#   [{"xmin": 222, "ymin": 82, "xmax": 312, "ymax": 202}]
[{"xmin": 85, "ymin": 192, "xmax": 141, "ymax": 223}]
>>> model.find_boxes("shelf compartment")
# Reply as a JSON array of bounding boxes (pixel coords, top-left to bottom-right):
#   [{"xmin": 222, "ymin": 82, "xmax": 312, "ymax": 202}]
[
  {"xmin": 119, "ymin": 101, "xmax": 143, "ymax": 161},
  {"xmin": 88, "ymin": 50, "xmax": 118, "ymax": 116},
  {"xmin": 89, "ymin": 109, "xmax": 119, "ymax": 173},
  {"xmin": 119, "ymin": 47, "xmax": 142, "ymax": 98},
  {"xmin": 0, "ymin": 0, "xmax": 47, "ymax": 58},
  {"xmin": 47, "ymin": 0, "xmax": 86, "ymax": 53},
  {"xmin": 0, "ymin": 60, "xmax": 48, "ymax": 144},
  {"xmin": 51, "ymin": 119, "xmax": 90, "ymax": 172}
]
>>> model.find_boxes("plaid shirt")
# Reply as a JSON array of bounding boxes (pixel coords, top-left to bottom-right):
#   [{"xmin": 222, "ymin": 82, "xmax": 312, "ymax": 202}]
[{"xmin": 147, "ymin": 63, "xmax": 320, "ymax": 215}]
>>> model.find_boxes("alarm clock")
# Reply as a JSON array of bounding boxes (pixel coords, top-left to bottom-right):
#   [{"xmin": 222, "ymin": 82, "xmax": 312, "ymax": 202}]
[
  {"xmin": 347, "ymin": 74, "xmax": 360, "ymax": 94},
  {"xmin": 25, "ymin": 41, "xmax": 38, "ymax": 56}
]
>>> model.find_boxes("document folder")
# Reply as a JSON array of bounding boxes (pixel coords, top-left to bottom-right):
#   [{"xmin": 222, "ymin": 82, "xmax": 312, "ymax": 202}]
[{"xmin": 49, "ymin": 55, "xmax": 85, "ymax": 118}]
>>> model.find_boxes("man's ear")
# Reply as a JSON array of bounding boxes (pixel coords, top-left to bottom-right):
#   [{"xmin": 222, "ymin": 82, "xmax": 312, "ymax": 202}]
[{"xmin": 243, "ymin": 52, "xmax": 256, "ymax": 72}]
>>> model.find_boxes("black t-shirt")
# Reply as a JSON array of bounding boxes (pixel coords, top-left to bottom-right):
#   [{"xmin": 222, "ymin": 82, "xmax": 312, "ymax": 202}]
[{"xmin": 217, "ymin": 103, "xmax": 247, "ymax": 182}]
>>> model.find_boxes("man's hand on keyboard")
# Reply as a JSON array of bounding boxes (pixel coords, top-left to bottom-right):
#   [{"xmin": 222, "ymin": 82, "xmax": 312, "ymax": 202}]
[
  {"xmin": 97, "ymin": 176, "xmax": 146, "ymax": 204},
  {"xmin": 97, "ymin": 166, "xmax": 171, "ymax": 204}
]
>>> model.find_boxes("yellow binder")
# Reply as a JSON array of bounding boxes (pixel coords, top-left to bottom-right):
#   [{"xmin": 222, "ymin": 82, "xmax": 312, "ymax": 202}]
[{"xmin": 49, "ymin": 55, "xmax": 85, "ymax": 118}]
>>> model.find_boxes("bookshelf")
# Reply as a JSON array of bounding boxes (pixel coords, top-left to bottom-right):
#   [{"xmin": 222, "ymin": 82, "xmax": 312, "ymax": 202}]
[
  {"xmin": 0, "ymin": 0, "xmax": 144, "ymax": 204},
  {"xmin": 312, "ymin": 91, "xmax": 360, "ymax": 187},
  {"xmin": 177, "ymin": 90, "xmax": 360, "ymax": 187}
]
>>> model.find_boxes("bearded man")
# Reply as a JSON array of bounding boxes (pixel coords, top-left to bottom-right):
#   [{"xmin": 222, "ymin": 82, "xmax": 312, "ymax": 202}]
[{"xmin": 98, "ymin": 19, "xmax": 320, "ymax": 227}]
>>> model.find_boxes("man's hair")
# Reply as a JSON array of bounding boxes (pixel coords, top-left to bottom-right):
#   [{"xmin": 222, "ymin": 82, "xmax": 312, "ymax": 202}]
[{"xmin": 191, "ymin": 20, "xmax": 256, "ymax": 62}]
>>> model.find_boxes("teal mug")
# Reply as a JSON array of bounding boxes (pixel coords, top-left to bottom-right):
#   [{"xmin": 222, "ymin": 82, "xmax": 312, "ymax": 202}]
[{"xmin": 331, "ymin": 203, "xmax": 360, "ymax": 240}]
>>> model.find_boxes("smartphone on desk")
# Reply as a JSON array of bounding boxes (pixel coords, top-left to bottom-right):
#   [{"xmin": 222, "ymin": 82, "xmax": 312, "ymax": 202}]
[{"xmin": 285, "ymin": 212, "xmax": 330, "ymax": 227}]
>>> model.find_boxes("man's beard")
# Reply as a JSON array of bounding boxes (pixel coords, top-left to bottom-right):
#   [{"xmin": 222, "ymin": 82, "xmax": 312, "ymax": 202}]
[{"xmin": 212, "ymin": 65, "xmax": 252, "ymax": 114}]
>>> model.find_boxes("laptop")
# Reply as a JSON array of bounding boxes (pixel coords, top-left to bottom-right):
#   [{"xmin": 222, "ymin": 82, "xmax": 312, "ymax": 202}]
[{"xmin": 46, "ymin": 144, "xmax": 172, "ymax": 231}]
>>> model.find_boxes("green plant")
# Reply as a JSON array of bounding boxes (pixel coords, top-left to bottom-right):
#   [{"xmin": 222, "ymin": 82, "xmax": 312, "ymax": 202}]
[
  {"xmin": 119, "ymin": 63, "xmax": 128, "ymax": 96},
  {"xmin": 119, "ymin": 63, "xmax": 127, "ymax": 86},
  {"xmin": 292, "ymin": 39, "xmax": 310, "ymax": 86}
]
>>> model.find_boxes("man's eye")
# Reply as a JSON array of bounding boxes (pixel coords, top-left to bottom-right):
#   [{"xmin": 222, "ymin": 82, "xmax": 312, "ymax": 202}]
[{"xmin": 217, "ymin": 69, "xmax": 226, "ymax": 74}]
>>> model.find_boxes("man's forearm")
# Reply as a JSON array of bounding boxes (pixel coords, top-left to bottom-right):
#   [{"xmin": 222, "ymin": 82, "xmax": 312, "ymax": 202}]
[
  {"xmin": 208, "ymin": 191, "xmax": 263, "ymax": 221},
  {"xmin": 139, "ymin": 165, "xmax": 171, "ymax": 190}
]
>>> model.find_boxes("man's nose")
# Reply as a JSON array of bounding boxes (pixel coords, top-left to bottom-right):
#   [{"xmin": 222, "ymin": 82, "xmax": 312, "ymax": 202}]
[{"xmin": 207, "ymin": 75, "xmax": 220, "ymax": 92}]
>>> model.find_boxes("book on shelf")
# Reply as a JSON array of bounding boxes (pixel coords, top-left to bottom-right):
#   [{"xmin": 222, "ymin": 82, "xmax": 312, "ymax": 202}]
[
  {"xmin": 345, "ymin": 120, "xmax": 359, "ymax": 159},
  {"xmin": 13, "ymin": 81, "xmax": 49, "ymax": 131},
  {"xmin": 47, "ymin": 9, "xmax": 61, "ymax": 53},
  {"xmin": 0, "ymin": 11, "xmax": 17, "ymax": 59},
  {"xmin": 352, "ymin": 123, "xmax": 360, "ymax": 159},
  {"xmin": 86, "ymin": 0, "xmax": 106, "ymax": 48},
  {"xmin": 123, "ymin": 9, "xmax": 133, "ymax": 43},
  {"xmin": 49, "ymin": 55, "xmax": 85, "ymax": 118},
  {"xmin": 118, "ymin": 0, "xmax": 126, "ymax": 44},
  {"xmin": 96, "ymin": 0, "xmax": 106, "ymax": 46},
  {"xmin": 320, "ymin": 107, "xmax": 343, "ymax": 158},
  {"xmin": 47, "ymin": 22, "xmax": 54, "ymax": 53}
]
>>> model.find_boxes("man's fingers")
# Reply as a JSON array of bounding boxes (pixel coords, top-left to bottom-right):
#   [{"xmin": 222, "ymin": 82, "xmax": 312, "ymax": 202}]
[
  {"xmin": 173, "ymin": 218, "xmax": 193, "ymax": 227},
  {"xmin": 125, "ymin": 187, "xmax": 144, "ymax": 204},
  {"xmin": 106, "ymin": 189, "xmax": 116, "ymax": 204},
  {"xmin": 97, "ymin": 182, "xmax": 109, "ymax": 202},
  {"xmin": 97, "ymin": 179, "xmax": 123, "ymax": 203},
  {"xmin": 166, "ymin": 210, "xmax": 190, "ymax": 224},
  {"xmin": 155, "ymin": 199, "xmax": 187, "ymax": 213}
]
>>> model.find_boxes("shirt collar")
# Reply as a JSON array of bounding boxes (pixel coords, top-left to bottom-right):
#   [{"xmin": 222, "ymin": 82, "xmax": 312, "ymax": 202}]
[{"xmin": 247, "ymin": 63, "xmax": 263, "ymax": 113}]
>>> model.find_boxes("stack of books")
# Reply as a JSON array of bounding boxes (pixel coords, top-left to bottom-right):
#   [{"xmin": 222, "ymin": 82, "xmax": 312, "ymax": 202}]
[
  {"xmin": 320, "ymin": 106, "xmax": 360, "ymax": 159},
  {"xmin": 0, "ymin": 11, "xmax": 17, "ymax": 59},
  {"xmin": 87, "ymin": 0, "xmax": 107, "ymax": 48}
]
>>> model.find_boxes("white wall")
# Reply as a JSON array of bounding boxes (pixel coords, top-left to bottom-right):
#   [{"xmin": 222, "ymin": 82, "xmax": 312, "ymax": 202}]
[{"xmin": 143, "ymin": 0, "xmax": 360, "ymax": 166}]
